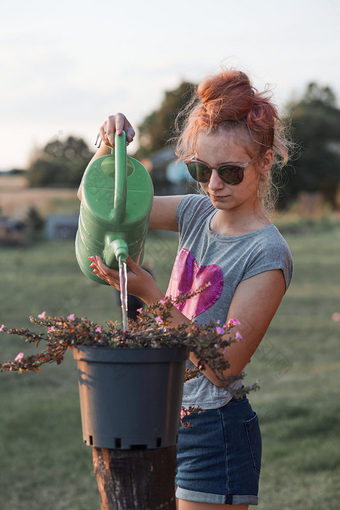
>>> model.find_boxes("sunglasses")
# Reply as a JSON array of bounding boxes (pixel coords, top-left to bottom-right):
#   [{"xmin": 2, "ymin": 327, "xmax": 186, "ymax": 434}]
[{"xmin": 185, "ymin": 158, "xmax": 250, "ymax": 185}]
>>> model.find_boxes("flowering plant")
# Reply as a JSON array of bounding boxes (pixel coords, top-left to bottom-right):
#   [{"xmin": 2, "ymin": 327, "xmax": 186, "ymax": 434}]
[{"xmin": 0, "ymin": 293, "xmax": 259, "ymax": 420}]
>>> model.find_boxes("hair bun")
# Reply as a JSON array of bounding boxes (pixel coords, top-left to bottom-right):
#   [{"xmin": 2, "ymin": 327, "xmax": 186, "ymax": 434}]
[{"xmin": 197, "ymin": 69, "xmax": 254, "ymax": 123}]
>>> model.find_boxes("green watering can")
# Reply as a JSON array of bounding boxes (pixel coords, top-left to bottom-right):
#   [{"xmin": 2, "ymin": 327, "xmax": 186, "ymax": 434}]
[{"xmin": 75, "ymin": 131, "xmax": 154, "ymax": 285}]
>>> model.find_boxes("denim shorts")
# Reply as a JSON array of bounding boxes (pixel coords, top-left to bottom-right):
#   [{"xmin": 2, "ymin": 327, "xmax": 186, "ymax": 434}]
[{"xmin": 175, "ymin": 396, "xmax": 261, "ymax": 505}]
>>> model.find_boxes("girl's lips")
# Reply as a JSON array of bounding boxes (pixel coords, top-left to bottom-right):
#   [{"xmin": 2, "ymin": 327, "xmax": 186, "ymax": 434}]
[{"xmin": 209, "ymin": 194, "xmax": 231, "ymax": 200}]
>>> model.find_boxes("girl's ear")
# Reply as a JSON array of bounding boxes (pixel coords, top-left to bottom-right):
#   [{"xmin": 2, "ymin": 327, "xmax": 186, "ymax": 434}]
[{"xmin": 258, "ymin": 149, "xmax": 274, "ymax": 175}]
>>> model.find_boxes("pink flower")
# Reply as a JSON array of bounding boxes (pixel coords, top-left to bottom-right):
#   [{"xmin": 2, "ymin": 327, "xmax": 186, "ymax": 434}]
[
  {"xmin": 226, "ymin": 318, "xmax": 241, "ymax": 328},
  {"xmin": 38, "ymin": 311, "xmax": 46, "ymax": 319},
  {"xmin": 216, "ymin": 326, "xmax": 225, "ymax": 335},
  {"xmin": 14, "ymin": 352, "xmax": 24, "ymax": 362},
  {"xmin": 214, "ymin": 343, "xmax": 219, "ymax": 349},
  {"xmin": 95, "ymin": 327, "xmax": 102, "ymax": 333},
  {"xmin": 154, "ymin": 316, "xmax": 163, "ymax": 324},
  {"xmin": 137, "ymin": 308, "xmax": 143, "ymax": 313},
  {"xmin": 235, "ymin": 331, "xmax": 243, "ymax": 341},
  {"xmin": 48, "ymin": 326, "xmax": 55, "ymax": 333},
  {"xmin": 332, "ymin": 312, "xmax": 340, "ymax": 322},
  {"xmin": 180, "ymin": 409, "xmax": 186, "ymax": 420},
  {"xmin": 67, "ymin": 314, "xmax": 75, "ymax": 320},
  {"xmin": 0, "ymin": 324, "xmax": 5, "ymax": 332}
]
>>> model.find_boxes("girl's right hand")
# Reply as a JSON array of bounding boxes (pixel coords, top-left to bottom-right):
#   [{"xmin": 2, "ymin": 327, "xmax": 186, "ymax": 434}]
[
  {"xmin": 99, "ymin": 113, "xmax": 135, "ymax": 148},
  {"xmin": 89, "ymin": 255, "xmax": 164, "ymax": 305}
]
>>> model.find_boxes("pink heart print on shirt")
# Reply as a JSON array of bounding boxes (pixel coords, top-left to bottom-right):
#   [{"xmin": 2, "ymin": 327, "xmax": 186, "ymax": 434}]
[{"xmin": 166, "ymin": 248, "xmax": 223, "ymax": 320}]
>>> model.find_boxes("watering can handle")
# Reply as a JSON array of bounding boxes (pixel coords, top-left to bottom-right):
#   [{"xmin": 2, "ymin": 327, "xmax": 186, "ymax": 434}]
[
  {"xmin": 112, "ymin": 131, "xmax": 127, "ymax": 223},
  {"xmin": 103, "ymin": 131, "xmax": 128, "ymax": 267}
]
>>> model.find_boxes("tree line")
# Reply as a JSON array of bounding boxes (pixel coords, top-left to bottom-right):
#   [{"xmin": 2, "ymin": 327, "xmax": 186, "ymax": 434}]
[{"xmin": 24, "ymin": 81, "xmax": 340, "ymax": 210}]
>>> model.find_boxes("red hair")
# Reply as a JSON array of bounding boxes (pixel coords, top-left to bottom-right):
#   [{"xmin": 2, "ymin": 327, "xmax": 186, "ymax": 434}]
[{"xmin": 176, "ymin": 68, "xmax": 288, "ymax": 166}]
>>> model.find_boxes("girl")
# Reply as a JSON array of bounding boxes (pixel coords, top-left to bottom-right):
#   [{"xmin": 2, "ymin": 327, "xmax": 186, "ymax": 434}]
[{"xmin": 81, "ymin": 68, "xmax": 293, "ymax": 509}]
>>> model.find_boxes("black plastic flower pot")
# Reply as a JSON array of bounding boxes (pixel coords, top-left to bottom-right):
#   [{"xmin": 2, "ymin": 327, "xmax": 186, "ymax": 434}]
[{"xmin": 73, "ymin": 345, "xmax": 188, "ymax": 450}]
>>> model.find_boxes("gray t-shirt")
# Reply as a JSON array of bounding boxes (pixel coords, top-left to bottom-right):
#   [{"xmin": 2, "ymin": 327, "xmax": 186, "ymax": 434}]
[{"xmin": 166, "ymin": 194, "xmax": 293, "ymax": 409}]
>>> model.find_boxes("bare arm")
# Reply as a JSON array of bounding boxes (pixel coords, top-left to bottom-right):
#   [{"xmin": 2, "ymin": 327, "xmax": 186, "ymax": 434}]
[
  {"xmin": 189, "ymin": 269, "xmax": 286, "ymax": 386},
  {"xmin": 149, "ymin": 196, "xmax": 183, "ymax": 231}
]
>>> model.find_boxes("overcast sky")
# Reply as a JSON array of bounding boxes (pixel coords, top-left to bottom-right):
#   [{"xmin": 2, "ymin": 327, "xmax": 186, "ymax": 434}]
[{"xmin": 1, "ymin": 0, "xmax": 339, "ymax": 171}]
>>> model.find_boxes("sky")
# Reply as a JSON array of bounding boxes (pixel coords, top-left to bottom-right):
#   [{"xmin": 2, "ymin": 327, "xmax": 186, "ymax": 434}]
[{"xmin": 1, "ymin": 0, "xmax": 340, "ymax": 171}]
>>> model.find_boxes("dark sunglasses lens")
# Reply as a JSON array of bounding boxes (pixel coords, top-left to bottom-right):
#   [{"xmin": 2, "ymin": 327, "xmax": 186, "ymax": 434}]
[
  {"xmin": 219, "ymin": 165, "xmax": 244, "ymax": 185},
  {"xmin": 187, "ymin": 162, "xmax": 211, "ymax": 183}
]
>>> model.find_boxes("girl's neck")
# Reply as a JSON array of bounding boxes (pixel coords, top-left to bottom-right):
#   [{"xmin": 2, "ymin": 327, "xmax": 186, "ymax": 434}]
[{"xmin": 210, "ymin": 203, "xmax": 271, "ymax": 237}]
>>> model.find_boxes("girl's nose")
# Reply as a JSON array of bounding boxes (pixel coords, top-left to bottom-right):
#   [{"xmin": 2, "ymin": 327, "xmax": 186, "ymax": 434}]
[{"xmin": 208, "ymin": 169, "xmax": 224, "ymax": 190}]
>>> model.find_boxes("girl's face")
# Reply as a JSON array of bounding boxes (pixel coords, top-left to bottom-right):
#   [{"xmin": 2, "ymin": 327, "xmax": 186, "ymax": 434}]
[{"xmin": 195, "ymin": 129, "xmax": 272, "ymax": 213}]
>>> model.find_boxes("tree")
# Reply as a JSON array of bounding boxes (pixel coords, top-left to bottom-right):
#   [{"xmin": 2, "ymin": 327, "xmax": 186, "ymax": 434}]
[
  {"xmin": 135, "ymin": 81, "xmax": 195, "ymax": 159},
  {"xmin": 280, "ymin": 83, "xmax": 340, "ymax": 209},
  {"xmin": 27, "ymin": 136, "xmax": 94, "ymax": 188}
]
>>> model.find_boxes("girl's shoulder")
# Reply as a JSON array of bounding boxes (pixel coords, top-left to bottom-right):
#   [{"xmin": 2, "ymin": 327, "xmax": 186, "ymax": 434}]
[
  {"xmin": 242, "ymin": 224, "xmax": 293, "ymax": 290},
  {"xmin": 255, "ymin": 224, "xmax": 291, "ymax": 253},
  {"xmin": 241, "ymin": 224, "xmax": 292, "ymax": 266}
]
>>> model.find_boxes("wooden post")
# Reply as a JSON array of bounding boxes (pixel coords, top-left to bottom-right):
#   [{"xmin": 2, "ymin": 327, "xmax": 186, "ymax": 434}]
[{"xmin": 92, "ymin": 446, "xmax": 177, "ymax": 510}]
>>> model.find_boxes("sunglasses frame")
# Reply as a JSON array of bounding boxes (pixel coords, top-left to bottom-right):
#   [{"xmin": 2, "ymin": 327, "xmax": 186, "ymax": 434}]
[{"xmin": 185, "ymin": 158, "xmax": 250, "ymax": 185}]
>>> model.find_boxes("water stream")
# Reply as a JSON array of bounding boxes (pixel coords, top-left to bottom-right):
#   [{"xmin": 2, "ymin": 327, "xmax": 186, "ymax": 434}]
[{"xmin": 118, "ymin": 258, "xmax": 128, "ymax": 332}]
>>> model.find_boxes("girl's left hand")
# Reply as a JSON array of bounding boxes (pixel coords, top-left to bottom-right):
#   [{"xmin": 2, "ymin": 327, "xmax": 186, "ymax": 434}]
[{"xmin": 89, "ymin": 255, "xmax": 163, "ymax": 304}]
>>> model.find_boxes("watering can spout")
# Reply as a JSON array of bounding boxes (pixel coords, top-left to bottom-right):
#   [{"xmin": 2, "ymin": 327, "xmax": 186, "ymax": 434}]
[{"xmin": 103, "ymin": 236, "xmax": 128, "ymax": 267}]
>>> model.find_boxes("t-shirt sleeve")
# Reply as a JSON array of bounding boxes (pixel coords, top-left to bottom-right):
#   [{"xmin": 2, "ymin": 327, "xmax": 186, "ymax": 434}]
[{"xmin": 241, "ymin": 235, "xmax": 293, "ymax": 291}]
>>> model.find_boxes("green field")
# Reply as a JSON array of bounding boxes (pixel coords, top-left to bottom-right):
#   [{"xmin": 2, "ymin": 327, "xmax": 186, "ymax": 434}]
[{"xmin": 0, "ymin": 221, "xmax": 340, "ymax": 509}]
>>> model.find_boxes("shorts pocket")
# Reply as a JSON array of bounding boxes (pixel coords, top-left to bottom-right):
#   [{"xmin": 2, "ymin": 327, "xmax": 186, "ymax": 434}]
[{"xmin": 243, "ymin": 412, "xmax": 262, "ymax": 474}]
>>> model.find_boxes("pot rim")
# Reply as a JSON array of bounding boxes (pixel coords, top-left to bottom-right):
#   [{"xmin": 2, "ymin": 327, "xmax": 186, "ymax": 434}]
[{"xmin": 73, "ymin": 344, "xmax": 188, "ymax": 363}]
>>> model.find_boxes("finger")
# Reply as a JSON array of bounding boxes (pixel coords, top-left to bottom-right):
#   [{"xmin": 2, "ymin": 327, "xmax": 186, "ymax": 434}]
[
  {"xmin": 89, "ymin": 259, "xmax": 105, "ymax": 279},
  {"xmin": 106, "ymin": 116, "xmax": 116, "ymax": 146},
  {"xmin": 91, "ymin": 261, "xmax": 119, "ymax": 287},
  {"xmin": 99, "ymin": 125, "xmax": 106, "ymax": 142},
  {"xmin": 96, "ymin": 257, "xmax": 121, "ymax": 286},
  {"xmin": 125, "ymin": 256, "xmax": 140, "ymax": 273},
  {"xmin": 99, "ymin": 124, "xmax": 111, "ymax": 147},
  {"xmin": 124, "ymin": 123, "xmax": 135, "ymax": 143},
  {"xmin": 93, "ymin": 270, "xmax": 106, "ymax": 281},
  {"xmin": 115, "ymin": 113, "xmax": 126, "ymax": 136},
  {"xmin": 89, "ymin": 256, "xmax": 111, "ymax": 278},
  {"xmin": 89, "ymin": 261, "xmax": 103, "ymax": 278},
  {"xmin": 94, "ymin": 133, "xmax": 102, "ymax": 148}
]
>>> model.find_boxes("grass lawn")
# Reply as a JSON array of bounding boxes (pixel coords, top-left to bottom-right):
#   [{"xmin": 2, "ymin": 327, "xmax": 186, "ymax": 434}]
[{"xmin": 0, "ymin": 221, "xmax": 340, "ymax": 509}]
